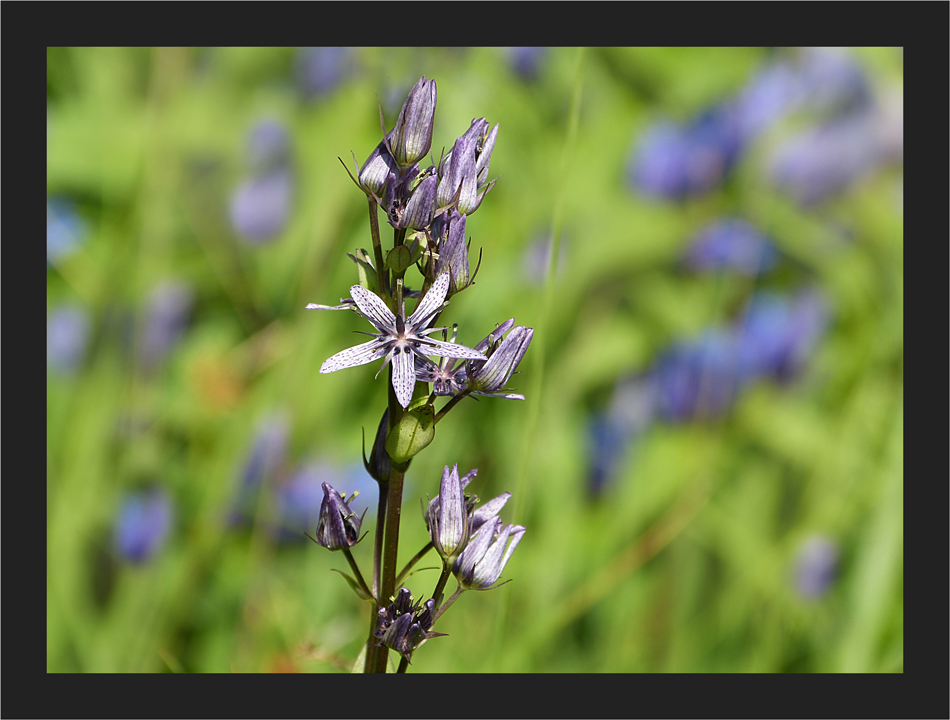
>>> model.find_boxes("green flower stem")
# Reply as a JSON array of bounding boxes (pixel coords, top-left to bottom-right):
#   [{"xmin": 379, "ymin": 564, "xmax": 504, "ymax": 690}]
[
  {"xmin": 432, "ymin": 584, "xmax": 465, "ymax": 625},
  {"xmin": 362, "ymin": 603, "xmax": 379, "ymax": 674},
  {"xmin": 397, "ymin": 656, "xmax": 410, "ymax": 674},
  {"xmin": 431, "ymin": 563, "xmax": 453, "ymax": 608},
  {"xmin": 371, "ymin": 481, "xmax": 388, "ymax": 601},
  {"xmin": 369, "ymin": 369, "xmax": 410, "ymax": 673},
  {"xmin": 342, "ymin": 547, "xmax": 372, "ymax": 600},
  {"xmin": 366, "ymin": 196, "xmax": 389, "ymax": 300},
  {"xmin": 363, "ymin": 475, "xmax": 390, "ymax": 672},
  {"xmin": 395, "ymin": 542, "xmax": 433, "ymax": 586}
]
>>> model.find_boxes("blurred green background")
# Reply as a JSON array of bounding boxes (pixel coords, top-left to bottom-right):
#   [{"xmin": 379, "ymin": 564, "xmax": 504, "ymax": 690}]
[{"xmin": 47, "ymin": 47, "xmax": 902, "ymax": 673}]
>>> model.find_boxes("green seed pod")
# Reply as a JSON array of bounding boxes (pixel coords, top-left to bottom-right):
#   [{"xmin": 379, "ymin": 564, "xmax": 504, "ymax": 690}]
[
  {"xmin": 385, "ymin": 404, "xmax": 435, "ymax": 465},
  {"xmin": 386, "ymin": 245, "xmax": 414, "ymax": 275}
]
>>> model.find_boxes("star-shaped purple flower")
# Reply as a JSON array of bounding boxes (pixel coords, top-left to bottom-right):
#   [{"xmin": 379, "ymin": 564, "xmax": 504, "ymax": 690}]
[{"xmin": 307, "ymin": 273, "xmax": 486, "ymax": 408}]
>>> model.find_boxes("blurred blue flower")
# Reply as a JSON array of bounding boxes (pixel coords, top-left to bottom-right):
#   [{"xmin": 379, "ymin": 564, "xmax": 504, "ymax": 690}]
[
  {"xmin": 507, "ymin": 47, "xmax": 547, "ymax": 82},
  {"xmin": 796, "ymin": 47, "xmax": 871, "ymax": 117},
  {"xmin": 47, "ymin": 197, "xmax": 87, "ymax": 263},
  {"xmin": 793, "ymin": 534, "xmax": 839, "ymax": 599},
  {"xmin": 246, "ymin": 119, "xmax": 291, "ymax": 174},
  {"xmin": 735, "ymin": 61, "xmax": 807, "ymax": 139},
  {"xmin": 138, "ymin": 279, "xmax": 194, "ymax": 371},
  {"xmin": 240, "ymin": 412, "xmax": 291, "ymax": 491},
  {"xmin": 735, "ymin": 290, "xmax": 829, "ymax": 382},
  {"xmin": 229, "ymin": 412, "xmax": 291, "ymax": 526},
  {"xmin": 684, "ymin": 219, "xmax": 779, "ymax": 276},
  {"xmin": 47, "ymin": 305, "xmax": 92, "ymax": 375},
  {"xmin": 275, "ymin": 461, "xmax": 376, "ymax": 542},
  {"xmin": 768, "ymin": 111, "xmax": 882, "ymax": 205},
  {"xmin": 230, "ymin": 169, "xmax": 294, "ymax": 243},
  {"xmin": 588, "ymin": 415, "xmax": 628, "ymax": 496},
  {"xmin": 588, "ymin": 376, "xmax": 657, "ymax": 495},
  {"xmin": 230, "ymin": 119, "xmax": 295, "ymax": 243},
  {"xmin": 653, "ymin": 329, "xmax": 742, "ymax": 422},
  {"xmin": 628, "ymin": 104, "xmax": 743, "ymax": 200},
  {"xmin": 115, "ymin": 487, "xmax": 173, "ymax": 563},
  {"xmin": 295, "ymin": 46, "xmax": 350, "ymax": 100}
]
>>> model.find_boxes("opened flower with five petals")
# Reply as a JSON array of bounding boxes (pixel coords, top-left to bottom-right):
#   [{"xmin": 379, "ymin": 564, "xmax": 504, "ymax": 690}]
[{"xmin": 307, "ymin": 273, "xmax": 486, "ymax": 408}]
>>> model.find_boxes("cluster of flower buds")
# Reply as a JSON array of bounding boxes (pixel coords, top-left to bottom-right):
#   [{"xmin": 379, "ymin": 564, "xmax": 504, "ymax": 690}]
[
  {"xmin": 415, "ymin": 319, "xmax": 534, "ymax": 400},
  {"xmin": 310, "ymin": 482, "xmax": 365, "ymax": 551},
  {"xmin": 373, "ymin": 588, "xmax": 445, "ymax": 664},
  {"xmin": 425, "ymin": 464, "xmax": 522, "ymax": 589},
  {"xmin": 350, "ymin": 76, "xmax": 497, "ymax": 269}
]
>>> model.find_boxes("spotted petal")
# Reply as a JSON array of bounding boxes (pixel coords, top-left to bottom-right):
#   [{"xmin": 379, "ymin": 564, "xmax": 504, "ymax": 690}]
[
  {"xmin": 408, "ymin": 274, "xmax": 450, "ymax": 329},
  {"xmin": 320, "ymin": 339, "xmax": 388, "ymax": 374},
  {"xmin": 419, "ymin": 337, "xmax": 486, "ymax": 361},
  {"xmin": 391, "ymin": 347, "xmax": 416, "ymax": 408},
  {"xmin": 350, "ymin": 284, "xmax": 396, "ymax": 332},
  {"xmin": 305, "ymin": 302, "xmax": 352, "ymax": 311}
]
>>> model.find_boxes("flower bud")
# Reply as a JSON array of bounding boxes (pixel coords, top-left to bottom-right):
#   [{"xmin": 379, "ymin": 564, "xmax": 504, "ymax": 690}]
[
  {"xmin": 437, "ymin": 132, "xmax": 477, "ymax": 209},
  {"xmin": 363, "ymin": 409, "xmax": 391, "ymax": 483},
  {"xmin": 433, "ymin": 210, "xmax": 471, "ymax": 295},
  {"xmin": 426, "ymin": 465, "xmax": 471, "ymax": 563},
  {"xmin": 390, "ymin": 77, "xmax": 437, "ymax": 167},
  {"xmin": 400, "ymin": 173, "xmax": 437, "ymax": 230},
  {"xmin": 466, "ymin": 324, "xmax": 533, "ymax": 399},
  {"xmin": 437, "ymin": 119, "xmax": 499, "ymax": 215},
  {"xmin": 313, "ymin": 482, "xmax": 365, "ymax": 550},
  {"xmin": 374, "ymin": 588, "xmax": 445, "ymax": 663},
  {"xmin": 453, "ymin": 517, "xmax": 525, "ymax": 590},
  {"xmin": 358, "ymin": 138, "xmax": 398, "ymax": 196}
]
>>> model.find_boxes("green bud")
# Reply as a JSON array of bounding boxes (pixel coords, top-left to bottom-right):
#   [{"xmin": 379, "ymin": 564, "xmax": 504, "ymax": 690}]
[
  {"xmin": 385, "ymin": 404, "xmax": 435, "ymax": 464},
  {"xmin": 386, "ymin": 245, "xmax": 414, "ymax": 275}
]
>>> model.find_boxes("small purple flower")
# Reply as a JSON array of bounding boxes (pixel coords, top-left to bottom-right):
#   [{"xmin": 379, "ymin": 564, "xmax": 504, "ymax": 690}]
[
  {"xmin": 587, "ymin": 376, "xmax": 658, "ymax": 495},
  {"xmin": 239, "ymin": 413, "xmax": 291, "ymax": 491},
  {"xmin": 628, "ymin": 120, "xmax": 728, "ymax": 200},
  {"xmin": 246, "ymin": 120, "xmax": 291, "ymax": 174},
  {"xmin": 230, "ymin": 168, "xmax": 294, "ymax": 243},
  {"xmin": 230, "ymin": 412, "xmax": 290, "ymax": 526},
  {"xmin": 652, "ymin": 329, "xmax": 742, "ymax": 422},
  {"xmin": 115, "ymin": 487, "xmax": 173, "ymax": 563},
  {"xmin": 507, "ymin": 47, "xmax": 547, "ymax": 83},
  {"xmin": 437, "ymin": 118, "xmax": 498, "ymax": 215},
  {"xmin": 276, "ymin": 462, "xmax": 375, "ymax": 541},
  {"xmin": 793, "ymin": 535, "xmax": 840, "ymax": 599},
  {"xmin": 453, "ymin": 516, "xmax": 525, "ymax": 590},
  {"xmin": 424, "ymin": 465, "xmax": 511, "ymax": 557},
  {"xmin": 47, "ymin": 305, "xmax": 92, "ymax": 375},
  {"xmin": 768, "ymin": 111, "xmax": 881, "ymax": 205},
  {"xmin": 306, "ymin": 274, "xmax": 486, "ymax": 408},
  {"xmin": 734, "ymin": 290, "xmax": 829, "ymax": 383},
  {"xmin": 433, "ymin": 210, "xmax": 472, "ymax": 295},
  {"xmin": 295, "ymin": 47, "xmax": 351, "ymax": 100},
  {"xmin": 684, "ymin": 219, "xmax": 779, "ymax": 276},
  {"xmin": 311, "ymin": 481, "xmax": 365, "ymax": 551},
  {"xmin": 47, "ymin": 197, "xmax": 87, "ymax": 264},
  {"xmin": 465, "ymin": 321, "xmax": 533, "ymax": 399},
  {"xmin": 389, "ymin": 76, "xmax": 437, "ymax": 167},
  {"xmin": 797, "ymin": 47, "xmax": 871, "ymax": 117},
  {"xmin": 374, "ymin": 589, "xmax": 446, "ymax": 663},
  {"xmin": 735, "ymin": 61, "xmax": 807, "ymax": 139},
  {"xmin": 138, "ymin": 279, "xmax": 194, "ymax": 371},
  {"xmin": 425, "ymin": 464, "xmax": 471, "ymax": 562}
]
